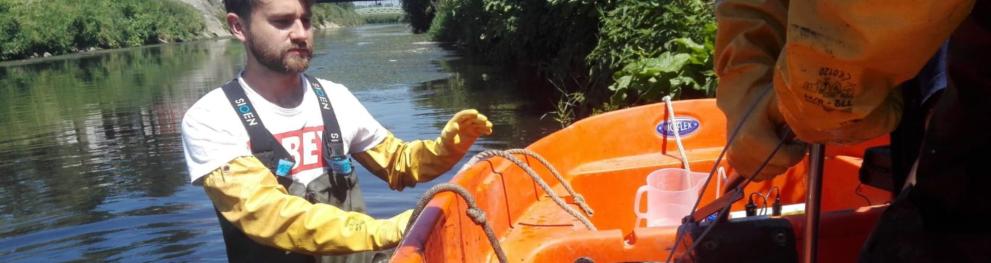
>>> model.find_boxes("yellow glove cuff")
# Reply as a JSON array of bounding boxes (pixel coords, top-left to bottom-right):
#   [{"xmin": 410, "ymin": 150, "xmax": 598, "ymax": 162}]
[{"xmin": 353, "ymin": 109, "xmax": 493, "ymax": 191}]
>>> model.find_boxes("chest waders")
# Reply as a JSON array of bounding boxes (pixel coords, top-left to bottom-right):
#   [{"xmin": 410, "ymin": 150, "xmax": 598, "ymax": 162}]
[{"xmin": 218, "ymin": 75, "xmax": 375, "ymax": 263}]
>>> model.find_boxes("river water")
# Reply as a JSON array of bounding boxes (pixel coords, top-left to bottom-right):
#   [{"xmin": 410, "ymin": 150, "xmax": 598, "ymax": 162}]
[{"xmin": 0, "ymin": 24, "xmax": 558, "ymax": 262}]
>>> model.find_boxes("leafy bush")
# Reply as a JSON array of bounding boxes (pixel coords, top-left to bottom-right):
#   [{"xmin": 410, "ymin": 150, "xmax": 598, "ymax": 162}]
[
  {"xmin": 593, "ymin": 0, "xmax": 716, "ymax": 105},
  {"xmin": 608, "ymin": 36, "xmax": 716, "ymax": 105},
  {"xmin": 0, "ymin": 0, "xmax": 204, "ymax": 61},
  {"xmin": 425, "ymin": 0, "xmax": 607, "ymax": 106},
  {"xmin": 404, "ymin": 0, "xmax": 716, "ymax": 123}
]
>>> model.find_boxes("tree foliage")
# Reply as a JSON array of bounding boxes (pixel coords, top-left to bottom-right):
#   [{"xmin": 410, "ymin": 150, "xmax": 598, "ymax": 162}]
[
  {"xmin": 594, "ymin": 0, "xmax": 716, "ymax": 105},
  {"xmin": 0, "ymin": 0, "xmax": 204, "ymax": 61},
  {"xmin": 401, "ymin": 0, "xmax": 436, "ymax": 33},
  {"xmin": 403, "ymin": 0, "xmax": 716, "ymax": 122}
]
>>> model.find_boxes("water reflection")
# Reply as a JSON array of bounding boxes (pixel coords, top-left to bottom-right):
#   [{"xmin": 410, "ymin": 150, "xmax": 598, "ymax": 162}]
[
  {"xmin": 0, "ymin": 24, "xmax": 557, "ymax": 261},
  {"xmin": 410, "ymin": 57, "xmax": 560, "ymax": 147},
  {"xmin": 0, "ymin": 39, "xmax": 238, "ymax": 261}
]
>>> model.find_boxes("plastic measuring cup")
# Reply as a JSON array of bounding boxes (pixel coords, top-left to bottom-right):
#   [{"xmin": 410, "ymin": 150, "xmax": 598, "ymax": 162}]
[{"xmin": 633, "ymin": 168, "xmax": 708, "ymax": 227}]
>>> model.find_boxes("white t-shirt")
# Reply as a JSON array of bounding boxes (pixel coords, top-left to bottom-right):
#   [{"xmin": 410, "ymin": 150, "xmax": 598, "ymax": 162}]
[{"xmin": 181, "ymin": 74, "xmax": 388, "ymax": 186}]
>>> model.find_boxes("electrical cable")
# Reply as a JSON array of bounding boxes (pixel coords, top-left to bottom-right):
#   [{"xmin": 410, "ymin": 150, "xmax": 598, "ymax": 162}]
[
  {"xmin": 663, "ymin": 85, "xmax": 774, "ymax": 263},
  {"xmin": 747, "ymin": 192, "xmax": 767, "ymax": 216},
  {"xmin": 687, "ymin": 86, "xmax": 772, "ymax": 214},
  {"xmin": 746, "ymin": 193, "xmax": 759, "ymax": 217},
  {"xmin": 854, "ymin": 183, "xmax": 872, "ymax": 206},
  {"xmin": 751, "ymin": 192, "xmax": 769, "ymax": 216},
  {"xmin": 665, "ymin": 128, "xmax": 791, "ymax": 262},
  {"xmin": 771, "ymin": 186, "xmax": 782, "ymax": 216}
]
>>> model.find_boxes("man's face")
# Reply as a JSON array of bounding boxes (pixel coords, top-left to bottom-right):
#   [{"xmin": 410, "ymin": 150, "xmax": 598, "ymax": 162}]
[{"xmin": 243, "ymin": 0, "xmax": 313, "ymax": 74}]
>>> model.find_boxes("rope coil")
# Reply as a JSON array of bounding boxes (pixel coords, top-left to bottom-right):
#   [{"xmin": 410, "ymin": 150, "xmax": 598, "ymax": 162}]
[
  {"xmin": 503, "ymin": 149, "xmax": 594, "ymax": 216},
  {"xmin": 460, "ymin": 149, "xmax": 595, "ymax": 216},
  {"xmin": 461, "ymin": 149, "xmax": 596, "ymax": 230},
  {"xmin": 404, "ymin": 149, "xmax": 598, "ymax": 262}
]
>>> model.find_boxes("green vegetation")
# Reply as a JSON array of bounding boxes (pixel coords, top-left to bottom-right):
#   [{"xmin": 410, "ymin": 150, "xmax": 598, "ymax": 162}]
[
  {"xmin": 0, "ymin": 0, "xmax": 204, "ymax": 61},
  {"xmin": 403, "ymin": 0, "xmax": 716, "ymax": 124},
  {"xmin": 312, "ymin": 3, "xmax": 365, "ymax": 27},
  {"xmin": 593, "ymin": 1, "xmax": 716, "ymax": 107},
  {"xmin": 363, "ymin": 13, "xmax": 404, "ymax": 24},
  {"xmin": 357, "ymin": 7, "xmax": 404, "ymax": 24},
  {"xmin": 0, "ymin": 1, "xmax": 365, "ymax": 62}
]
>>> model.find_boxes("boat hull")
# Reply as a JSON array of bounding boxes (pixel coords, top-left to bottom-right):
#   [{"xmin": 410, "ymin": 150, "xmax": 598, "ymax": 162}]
[{"xmin": 393, "ymin": 99, "xmax": 891, "ymax": 262}]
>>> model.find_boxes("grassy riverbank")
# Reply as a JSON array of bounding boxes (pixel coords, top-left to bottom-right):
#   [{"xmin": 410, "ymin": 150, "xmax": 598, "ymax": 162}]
[
  {"xmin": 312, "ymin": 3, "xmax": 365, "ymax": 27},
  {"xmin": 0, "ymin": 0, "xmax": 203, "ymax": 61},
  {"xmin": 403, "ymin": 0, "xmax": 716, "ymax": 124},
  {"xmin": 0, "ymin": 1, "xmax": 364, "ymax": 62}
]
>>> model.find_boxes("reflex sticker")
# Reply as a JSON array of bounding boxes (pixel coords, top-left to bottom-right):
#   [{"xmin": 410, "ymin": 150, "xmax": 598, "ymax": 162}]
[{"xmin": 657, "ymin": 117, "xmax": 701, "ymax": 138}]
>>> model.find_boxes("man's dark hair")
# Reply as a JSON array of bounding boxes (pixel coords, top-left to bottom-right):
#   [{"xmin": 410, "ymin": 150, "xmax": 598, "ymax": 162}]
[
  {"xmin": 224, "ymin": 0, "xmax": 315, "ymax": 19},
  {"xmin": 224, "ymin": 0, "xmax": 258, "ymax": 19}
]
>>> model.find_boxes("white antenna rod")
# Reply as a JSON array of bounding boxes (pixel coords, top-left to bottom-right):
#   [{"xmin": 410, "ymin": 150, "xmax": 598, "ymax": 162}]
[{"xmin": 663, "ymin": 95, "xmax": 692, "ymax": 173}]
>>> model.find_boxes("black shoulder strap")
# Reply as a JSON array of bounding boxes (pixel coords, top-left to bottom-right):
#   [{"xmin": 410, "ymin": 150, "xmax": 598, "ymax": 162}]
[
  {"xmin": 305, "ymin": 75, "xmax": 356, "ymax": 176},
  {"xmin": 304, "ymin": 75, "xmax": 347, "ymax": 159},
  {"xmin": 221, "ymin": 79, "xmax": 295, "ymax": 187}
]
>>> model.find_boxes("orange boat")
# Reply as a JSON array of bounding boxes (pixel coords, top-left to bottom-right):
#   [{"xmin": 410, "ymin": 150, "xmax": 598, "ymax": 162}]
[{"xmin": 392, "ymin": 99, "xmax": 892, "ymax": 262}]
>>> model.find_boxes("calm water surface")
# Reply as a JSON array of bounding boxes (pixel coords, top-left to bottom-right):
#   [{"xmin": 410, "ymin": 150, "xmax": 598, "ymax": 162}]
[{"xmin": 0, "ymin": 24, "xmax": 558, "ymax": 262}]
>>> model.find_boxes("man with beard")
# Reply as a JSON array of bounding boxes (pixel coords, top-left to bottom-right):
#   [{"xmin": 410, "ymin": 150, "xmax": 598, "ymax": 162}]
[{"xmin": 180, "ymin": 0, "xmax": 494, "ymax": 262}]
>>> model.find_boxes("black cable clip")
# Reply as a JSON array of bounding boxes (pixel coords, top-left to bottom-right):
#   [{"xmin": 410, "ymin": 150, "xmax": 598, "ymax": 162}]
[
  {"xmin": 771, "ymin": 187, "xmax": 782, "ymax": 216},
  {"xmin": 745, "ymin": 194, "xmax": 758, "ymax": 217}
]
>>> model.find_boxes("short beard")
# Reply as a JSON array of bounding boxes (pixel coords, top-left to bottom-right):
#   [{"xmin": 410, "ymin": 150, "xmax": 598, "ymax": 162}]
[{"xmin": 248, "ymin": 39, "xmax": 312, "ymax": 74}]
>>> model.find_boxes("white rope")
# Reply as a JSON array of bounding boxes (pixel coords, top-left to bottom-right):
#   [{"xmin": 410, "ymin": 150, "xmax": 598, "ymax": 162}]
[
  {"xmin": 503, "ymin": 149, "xmax": 594, "ymax": 215},
  {"xmin": 459, "ymin": 150, "xmax": 597, "ymax": 230},
  {"xmin": 459, "ymin": 149, "xmax": 593, "ymax": 215}
]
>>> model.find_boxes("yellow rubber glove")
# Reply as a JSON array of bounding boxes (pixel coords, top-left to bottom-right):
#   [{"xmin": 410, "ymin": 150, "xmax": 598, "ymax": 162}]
[
  {"xmin": 774, "ymin": 0, "xmax": 973, "ymax": 144},
  {"xmin": 715, "ymin": 0, "xmax": 807, "ymax": 181},
  {"xmin": 353, "ymin": 109, "xmax": 493, "ymax": 190},
  {"xmin": 202, "ymin": 156, "xmax": 413, "ymax": 255}
]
